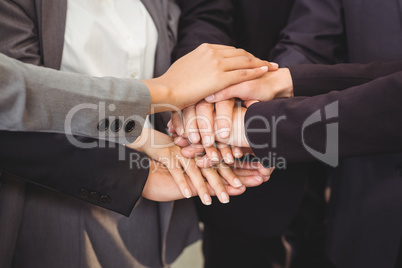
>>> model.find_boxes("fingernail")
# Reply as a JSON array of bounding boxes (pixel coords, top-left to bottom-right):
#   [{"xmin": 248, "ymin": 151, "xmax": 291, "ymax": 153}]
[
  {"xmin": 234, "ymin": 178, "xmax": 243, "ymax": 187},
  {"xmin": 226, "ymin": 153, "xmax": 234, "ymax": 164},
  {"xmin": 219, "ymin": 128, "xmax": 230, "ymax": 139},
  {"xmin": 196, "ymin": 155, "xmax": 208, "ymax": 164},
  {"xmin": 220, "ymin": 192, "xmax": 230, "ymax": 204},
  {"xmin": 184, "ymin": 189, "xmax": 191, "ymax": 198},
  {"xmin": 260, "ymin": 66, "xmax": 268, "ymax": 71},
  {"xmin": 204, "ymin": 194, "xmax": 212, "ymax": 205},
  {"xmin": 205, "ymin": 94, "xmax": 215, "ymax": 102},
  {"xmin": 254, "ymin": 176, "xmax": 263, "ymax": 182},
  {"xmin": 189, "ymin": 133, "xmax": 199, "ymax": 143},
  {"xmin": 270, "ymin": 62, "xmax": 279, "ymax": 68},
  {"xmin": 175, "ymin": 128, "xmax": 183, "ymax": 136},
  {"xmin": 211, "ymin": 152, "xmax": 219, "ymax": 162},
  {"xmin": 263, "ymin": 176, "xmax": 271, "ymax": 181},
  {"xmin": 203, "ymin": 136, "xmax": 212, "ymax": 146},
  {"xmin": 234, "ymin": 150, "xmax": 242, "ymax": 158}
]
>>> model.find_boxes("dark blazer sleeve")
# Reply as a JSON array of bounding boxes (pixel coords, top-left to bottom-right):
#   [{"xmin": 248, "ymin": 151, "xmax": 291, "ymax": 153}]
[
  {"xmin": 290, "ymin": 60, "xmax": 402, "ymax": 96},
  {"xmin": 245, "ymin": 70, "xmax": 402, "ymax": 165},
  {"xmin": 172, "ymin": 0, "xmax": 234, "ymax": 59},
  {"xmin": 0, "ymin": 131, "xmax": 149, "ymax": 216},
  {"xmin": 270, "ymin": 0, "xmax": 347, "ymax": 65}
]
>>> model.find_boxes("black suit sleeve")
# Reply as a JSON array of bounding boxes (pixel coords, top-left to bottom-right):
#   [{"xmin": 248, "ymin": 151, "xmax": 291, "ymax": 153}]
[
  {"xmin": 290, "ymin": 60, "xmax": 402, "ymax": 96},
  {"xmin": 0, "ymin": 131, "xmax": 149, "ymax": 216},
  {"xmin": 172, "ymin": 0, "xmax": 234, "ymax": 59},
  {"xmin": 270, "ymin": 0, "xmax": 347, "ymax": 65},
  {"xmin": 245, "ymin": 70, "xmax": 402, "ymax": 165}
]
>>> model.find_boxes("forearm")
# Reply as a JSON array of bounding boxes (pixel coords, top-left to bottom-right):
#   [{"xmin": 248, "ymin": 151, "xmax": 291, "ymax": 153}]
[
  {"xmin": 245, "ymin": 71, "xmax": 402, "ymax": 165},
  {"xmin": 0, "ymin": 131, "xmax": 149, "ymax": 216},
  {"xmin": 0, "ymin": 54, "xmax": 149, "ymax": 143},
  {"xmin": 289, "ymin": 60, "xmax": 402, "ymax": 96}
]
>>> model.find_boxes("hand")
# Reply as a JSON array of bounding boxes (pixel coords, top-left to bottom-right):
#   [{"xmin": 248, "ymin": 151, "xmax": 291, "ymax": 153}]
[
  {"xmin": 195, "ymin": 157, "xmax": 276, "ymax": 183},
  {"xmin": 143, "ymin": 44, "xmax": 278, "ymax": 113},
  {"xmin": 128, "ymin": 128, "xmax": 252, "ymax": 205},
  {"xmin": 204, "ymin": 68, "xmax": 294, "ymax": 103},
  {"xmin": 169, "ymin": 99, "xmax": 237, "ymax": 164},
  {"xmin": 142, "ymin": 160, "xmax": 247, "ymax": 202},
  {"xmin": 214, "ymin": 105, "xmax": 249, "ymax": 148}
]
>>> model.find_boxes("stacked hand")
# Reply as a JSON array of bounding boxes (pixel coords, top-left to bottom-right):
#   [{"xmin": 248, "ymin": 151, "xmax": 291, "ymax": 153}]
[
  {"xmin": 168, "ymin": 66, "xmax": 294, "ymax": 168},
  {"xmin": 128, "ymin": 128, "xmax": 270, "ymax": 205},
  {"xmin": 135, "ymin": 43, "xmax": 294, "ymax": 205}
]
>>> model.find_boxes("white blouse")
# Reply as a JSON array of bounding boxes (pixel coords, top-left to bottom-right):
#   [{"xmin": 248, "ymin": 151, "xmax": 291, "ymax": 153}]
[{"xmin": 60, "ymin": 0, "xmax": 158, "ymax": 81}]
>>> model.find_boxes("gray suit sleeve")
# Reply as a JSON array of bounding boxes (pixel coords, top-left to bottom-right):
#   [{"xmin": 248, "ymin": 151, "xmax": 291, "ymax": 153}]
[{"xmin": 0, "ymin": 53, "xmax": 150, "ymax": 144}]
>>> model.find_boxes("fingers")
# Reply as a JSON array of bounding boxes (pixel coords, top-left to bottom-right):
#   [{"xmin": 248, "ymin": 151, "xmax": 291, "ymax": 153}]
[
  {"xmin": 219, "ymin": 48, "xmax": 255, "ymax": 58},
  {"xmin": 205, "ymin": 80, "xmax": 253, "ymax": 103},
  {"xmin": 171, "ymin": 111, "xmax": 184, "ymax": 136},
  {"xmin": 269, "ymin": 62, "xmax": 279, "ymax": 71},
  {"xmin": 215, "ymin": 99, "xmax": 235, "ymax": 140},
  {"xmin": 167, "ymin": 120, "xmax": 175, "ymax": 135},
  {"xmin": 244, "ymin": 100, "xmax": 260, "ymax": 108},
  {"xmin": 174, "ymin": 136, "xmax": 190, "ymax": 147},
  {"xmin": 217, "ymin": 142, "xmax": 234, "ymax": 165},
  {"xmin": 183, "ymin": 105, "xmax": 200, "ymax": 143},
  {"xmin": 217, "ymin": 163, "xmax": 244, "ymax": 188},
  {"xmin": 198, "ymin": 43, "xmax": 236, "ymax": 50},
  {"xmin": 166, "ymin": 157, "xmax": 193, "ymax": 199},
  {"xmin": 195, "ymin": 100, "xmax": 215, "ymax": 147},
  {"xmin": 181, "ymin": 143, "xmax": 205, "ymax": 158},
  {"xmin": 258, "ymin": 165, "xmax": 275, "ymax": 178},
  {"xmin": 221, "ymin": 56, "xmax": 270, "ymax": 71},
  {"xmin": 232, "ymin": 146, "xmax": 244, "ymax": 159},
  {"xmin": 232, "ymin": 168, "xmax": 266, "ymax": 186},
  {"xmin": 196, "ymin": 154, "xmax": 214, "ymax": 168},
  {"xmin": 201, "ymin": 168, "xmax": 230, "ymax": 204},
  {"xmin": 179, "ymin": 157, "xmax": 211, "ymax": 206}
]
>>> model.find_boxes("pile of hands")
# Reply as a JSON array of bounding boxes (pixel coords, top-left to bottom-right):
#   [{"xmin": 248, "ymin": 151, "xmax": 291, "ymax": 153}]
[{"xmin": 128, "ymin": 44, "xmax": 294, "ymax": 205}]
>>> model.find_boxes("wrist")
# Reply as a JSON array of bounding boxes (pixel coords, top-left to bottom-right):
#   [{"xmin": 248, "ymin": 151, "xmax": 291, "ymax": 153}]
[
  {"xmin": 142, "ymin": 78, "xmax": 172, "ymax": 114},
  {"xmin": 273, "ymin": 68, "xmax": 294, "ymax": 99}
]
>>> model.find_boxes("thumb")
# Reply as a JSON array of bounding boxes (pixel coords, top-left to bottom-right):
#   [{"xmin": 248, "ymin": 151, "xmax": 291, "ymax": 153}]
[
  {"xmin": 268, "ymin": 62, "xmax": 279, "ymax": 71},
  {"xmin": 244, "ymin": 100, "xmax": 259, "ymax": 108},
  {"xmin": 204, "ymin": 87, "xmax": 232, "ymax": 103}
]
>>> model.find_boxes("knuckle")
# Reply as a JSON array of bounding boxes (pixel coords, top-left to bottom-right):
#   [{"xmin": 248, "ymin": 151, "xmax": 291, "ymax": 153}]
[
  {"xmin": 196, "ymin": 101, "xmax": 212, "ymax": 109},
  {"xmin": 237, "ymin": 48, "xmax": 246, "ymax": 55},
  {"xmin": 238, "ymin": 69, "xmax": 248, "ymax": 77},
  {"xmin": 211, "ymin": 58, "xmax": 220, "ymax": 67},
  {"xmin": 199, "ymin": 43, "xmax": 210, "ymax": 50}
]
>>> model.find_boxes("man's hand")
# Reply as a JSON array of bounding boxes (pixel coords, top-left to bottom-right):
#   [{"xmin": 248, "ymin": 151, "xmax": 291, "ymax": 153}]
[
  {"xmin": 143, "ymin": 43, "xmax": 279, "ymax": 113},
  {"xmin": 204, "ymin": 68, "xmax": 294, "ymax": 103}
]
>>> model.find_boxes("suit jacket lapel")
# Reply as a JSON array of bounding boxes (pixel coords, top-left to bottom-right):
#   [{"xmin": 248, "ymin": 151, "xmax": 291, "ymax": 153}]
[
  {"xmin": 141, "ymin": 0, "xmax": 178, "ymax": 76},
  {"xmin": 39, "ymin": 0, "xmax": 67, "ymax": 70}
]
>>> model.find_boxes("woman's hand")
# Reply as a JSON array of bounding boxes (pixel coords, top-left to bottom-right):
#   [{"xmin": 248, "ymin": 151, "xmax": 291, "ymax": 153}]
[
  {"xmin": 143, "ymin": 43, "xmax": 278, "ymax": 113},
  {"xmin": 214, "ymin": 105, "xmax": 249, "ymax": 148},
  {"xmin": 142, "ymin": 160, "xmax": 248, "ymax": 202},
  {"xmin": 128, "ymin": 128, "xmax": 257, "ymax": 205},
  {"xmin": 204, "ymin": 67, "xmax": 293, "ymax": 104}
]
